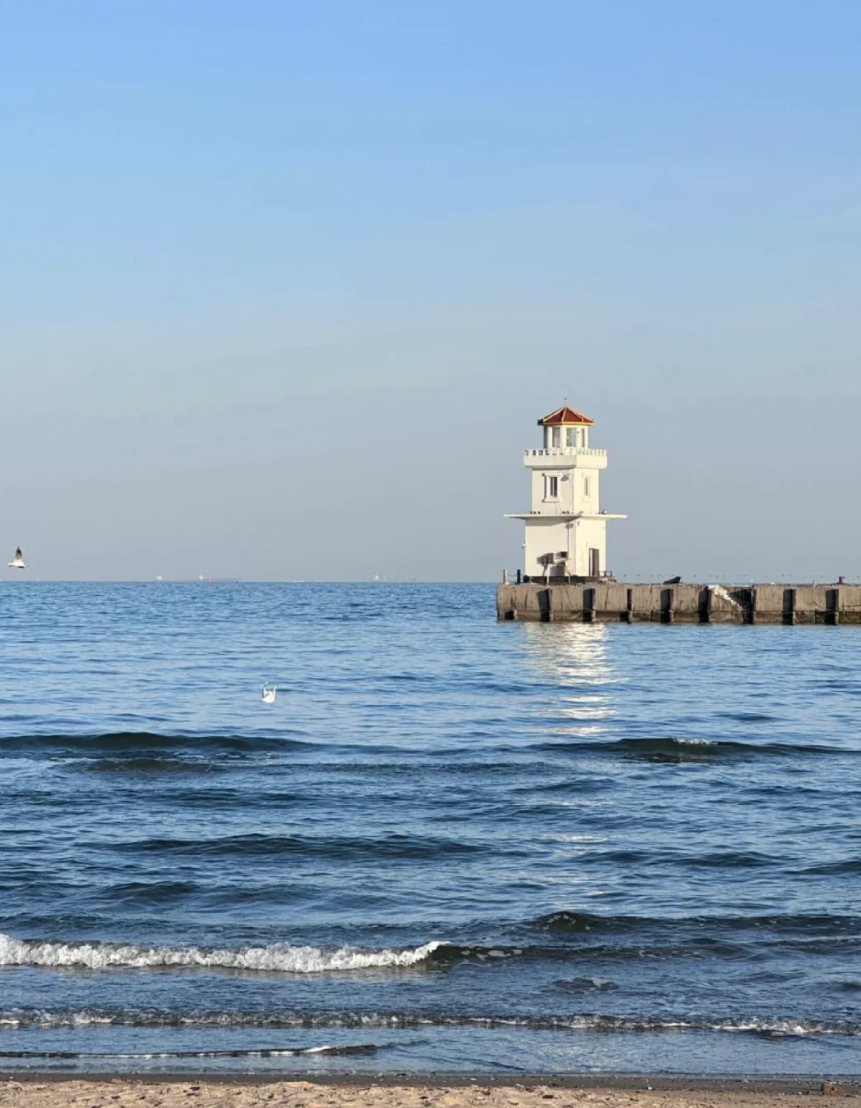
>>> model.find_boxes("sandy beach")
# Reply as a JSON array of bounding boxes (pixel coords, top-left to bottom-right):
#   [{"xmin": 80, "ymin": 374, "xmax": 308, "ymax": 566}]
[{"xmin": 0, "ymin": 1079, "xmax": 859, "ymax": 1108}]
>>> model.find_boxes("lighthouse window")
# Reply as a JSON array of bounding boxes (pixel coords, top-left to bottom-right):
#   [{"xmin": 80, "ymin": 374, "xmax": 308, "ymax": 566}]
[
  {"xmin": 547, "ymin": 476, "xmax": 558, "ymax": 498},
  {"xmin": 566, "ymin": 428, "xmax": 577, "ymax": 447},
  {"xmin": 551, "ymin": 427, "xmax": 561, "ymax": 447},
  {"xmin": 584, "ymin": 477, "xmax": 591, "ymax": 497}
]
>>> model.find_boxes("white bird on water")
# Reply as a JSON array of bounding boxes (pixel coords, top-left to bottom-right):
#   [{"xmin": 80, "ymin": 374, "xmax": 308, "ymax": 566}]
[
  {"xmin": 262, "ymin": 684, "xmax": 277, "ymax": 705},
  {"xmin": 7, "ymin": 547, "xmax": 26, "ymax": 570}
]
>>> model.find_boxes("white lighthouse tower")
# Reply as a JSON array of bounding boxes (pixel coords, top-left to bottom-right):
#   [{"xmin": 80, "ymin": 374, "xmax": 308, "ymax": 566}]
[{"xmin": 506, "ymin": 405, "xmax": 626, "ymax": 581}]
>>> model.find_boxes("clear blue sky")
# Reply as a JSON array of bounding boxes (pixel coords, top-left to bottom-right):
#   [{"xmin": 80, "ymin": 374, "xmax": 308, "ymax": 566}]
[{"xmin": 2, "ymin": 1, "xmax": 859, "ymax": 580}]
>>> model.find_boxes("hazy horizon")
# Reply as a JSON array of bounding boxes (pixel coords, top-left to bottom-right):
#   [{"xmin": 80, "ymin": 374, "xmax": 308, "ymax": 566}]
[{"xmin": 3, "ymin": 2, "xmax": 859, "ymax": 583}]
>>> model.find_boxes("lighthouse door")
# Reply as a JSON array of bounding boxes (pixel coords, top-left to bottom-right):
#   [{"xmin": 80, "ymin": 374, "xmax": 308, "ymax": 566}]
[{"xmin": 588, "ymin": 548, "xmax": 600, "ymax": 577}]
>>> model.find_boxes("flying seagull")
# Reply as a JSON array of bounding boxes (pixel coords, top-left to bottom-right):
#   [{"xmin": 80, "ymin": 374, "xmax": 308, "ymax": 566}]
[
  {"xmin": 261, "ymin": 683, "xmax": 277, "ymax": 704},
  {"xmin": 7, "ymin": 547, "xmax": 26, "ymax": 570}
]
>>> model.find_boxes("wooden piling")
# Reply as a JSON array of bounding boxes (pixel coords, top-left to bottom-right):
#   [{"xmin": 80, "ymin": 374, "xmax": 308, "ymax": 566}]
[{"xmin": 538, "ymin": 588, "xmax": 551, "ymax": 622}]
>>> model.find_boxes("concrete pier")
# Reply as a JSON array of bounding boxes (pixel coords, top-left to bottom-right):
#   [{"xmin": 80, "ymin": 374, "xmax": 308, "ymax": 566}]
[{"xmin": 496, "ymin": 582, "xmax": 861, "ymax": 624}]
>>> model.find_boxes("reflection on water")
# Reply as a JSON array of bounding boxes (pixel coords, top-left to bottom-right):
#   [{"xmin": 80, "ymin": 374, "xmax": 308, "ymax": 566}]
[{"xmin": 522, "ymin": 623, "xmax": 616, "ymax": 733}]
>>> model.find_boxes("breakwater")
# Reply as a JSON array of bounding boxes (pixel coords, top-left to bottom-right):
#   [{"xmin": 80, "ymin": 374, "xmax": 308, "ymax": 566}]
[{"xmin": 496, "ymin": 582, "xmax": 861, "ymax": 623}]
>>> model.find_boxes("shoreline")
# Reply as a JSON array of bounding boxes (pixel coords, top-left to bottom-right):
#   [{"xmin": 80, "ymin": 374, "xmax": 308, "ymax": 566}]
[
  {"xmin": 3, "ymin": 1073, "xmax": 860, "ymax": 1091},
  {"xmin": 2, "ymin": 1074, "xmax": 861, "ymax": 1108}
]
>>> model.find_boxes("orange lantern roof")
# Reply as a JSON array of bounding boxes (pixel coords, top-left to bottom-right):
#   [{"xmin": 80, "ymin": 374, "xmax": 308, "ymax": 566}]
[{"xmin": 537, "ymin": 405, "xmax": 594, "ymax": 427}]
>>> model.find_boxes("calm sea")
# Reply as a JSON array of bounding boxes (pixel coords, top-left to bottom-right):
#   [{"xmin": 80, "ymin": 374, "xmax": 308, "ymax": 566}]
[{"xmin": 0, "ymin": 583, "xmax": 858, "ymax": 1076}]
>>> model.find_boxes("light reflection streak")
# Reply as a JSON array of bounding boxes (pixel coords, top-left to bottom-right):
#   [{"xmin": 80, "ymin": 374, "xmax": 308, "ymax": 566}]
[{"xmin": 521, "ymin": 623, "xmax": 619, "ymax": 732}]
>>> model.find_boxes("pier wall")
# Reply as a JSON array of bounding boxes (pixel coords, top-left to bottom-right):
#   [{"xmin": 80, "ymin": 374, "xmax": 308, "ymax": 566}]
[{"xmin": 496, "ymin": 582, "xmax": 861, "ymax": 624}]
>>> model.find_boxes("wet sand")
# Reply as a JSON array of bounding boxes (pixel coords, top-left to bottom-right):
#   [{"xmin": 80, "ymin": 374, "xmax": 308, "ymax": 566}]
[{"xmin": 1, "ymin": 1077, "xmax": 859, "ymax": 1108}]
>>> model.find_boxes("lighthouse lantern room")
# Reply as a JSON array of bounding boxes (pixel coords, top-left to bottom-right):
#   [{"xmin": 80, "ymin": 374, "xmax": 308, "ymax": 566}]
[{"xmin": 506, "ymin": 405, "xmax": 626, "ymax": 581}]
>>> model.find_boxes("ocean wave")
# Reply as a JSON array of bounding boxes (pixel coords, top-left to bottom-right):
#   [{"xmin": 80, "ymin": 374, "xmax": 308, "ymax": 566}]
[
  {"xmin": 1, "ymin": 913, "xmax": 858, "ymax": 978},
  {"xmin": 83, "ymin": 757, "xmax": 233, "ymax": 775},
  {"xmin": 0, "ymin": 934, "xmax": 445, "ymax": 974},
  {"xmin": 533, "ymin": 736, "xmax": 850, "ymax": 761},
  {"xmin": 552, "ymin": 976, "xmax": 617, "ymax": 992},
  {"xmin": 529, "ymin": 909, "xmax": 861, "ymax": 936},
  {"xmin": 0, "ymin": 1007, "xmax": 856, "ymax": 1038},
  {"xmin": 9, "ymin": 731, "xmax": 850, "ymax": 764},
  {"xmin": 798, "ymin": 859, "xmax": 861, "ymax": 876},
  {"xmin": 108, "ymin": 832, "xmax": 482, "ymax": 860},
  {"xmin": 101, "ymin": 881, "xmax": 199, "ymax": 905},
  {"xmin": 0, "ymin": 732, "xmax": 309, "ymax": 756},
  {"xmin": 2, "ymin": 926, "xmax": 856, "ymax": 979},
  {"xmin": 0, "ymin": 1043, "xmax": 380, "ymax": 1060},
  {"xmin": 533, "ymin": 910, "xmax": 640, "ymax": 934}
]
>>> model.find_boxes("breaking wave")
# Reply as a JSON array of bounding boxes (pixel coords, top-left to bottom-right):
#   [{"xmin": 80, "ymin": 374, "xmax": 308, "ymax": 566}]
[
  {"xmin": 0, "ymin": 1008, "xmax": 857, "ymax": 1039},
  {"xmin": 0, "ymin": 1043, "xmax": 380, "ymax": 1060},
  {"xmin": 0, "ymin": 934, "xmax": 445, "ymax": 974},
  {"xmin": 3, "ymin": 914, "xmax": 858, "ymax": 978}
]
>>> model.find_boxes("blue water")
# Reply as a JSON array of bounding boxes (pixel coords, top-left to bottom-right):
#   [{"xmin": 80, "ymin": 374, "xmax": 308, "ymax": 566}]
[{"xmin": 0, "ymin": 582, "xmax": 859, "ymax": 1076}]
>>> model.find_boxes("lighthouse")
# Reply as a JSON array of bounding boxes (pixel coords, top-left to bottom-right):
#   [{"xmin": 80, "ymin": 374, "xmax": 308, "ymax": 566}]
[{"xmin": 506, "ymin": 405, "xmax": 626, "ymax": 581}]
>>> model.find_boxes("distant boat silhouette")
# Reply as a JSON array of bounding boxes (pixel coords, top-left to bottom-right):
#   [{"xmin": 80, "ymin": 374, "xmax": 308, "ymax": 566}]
[{"xmin": 7, "ymin": 547, "xmax": 26, "ymax": 570}]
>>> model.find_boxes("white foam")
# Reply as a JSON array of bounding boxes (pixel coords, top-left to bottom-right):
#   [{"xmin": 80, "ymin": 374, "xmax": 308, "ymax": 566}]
[
  {"xmin": 0, "ymin": 933, "xmax": 443, "ymax": 974},
  {"xmin": 0, "ymin": 1008, "xmax": 857, "ymax": 1037}
]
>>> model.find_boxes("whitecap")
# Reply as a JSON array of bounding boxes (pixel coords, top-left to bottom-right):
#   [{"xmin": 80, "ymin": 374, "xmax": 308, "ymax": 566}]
[{"xmin": 0, "ymin": 933, "xmax": 444, "ymax": 974}]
